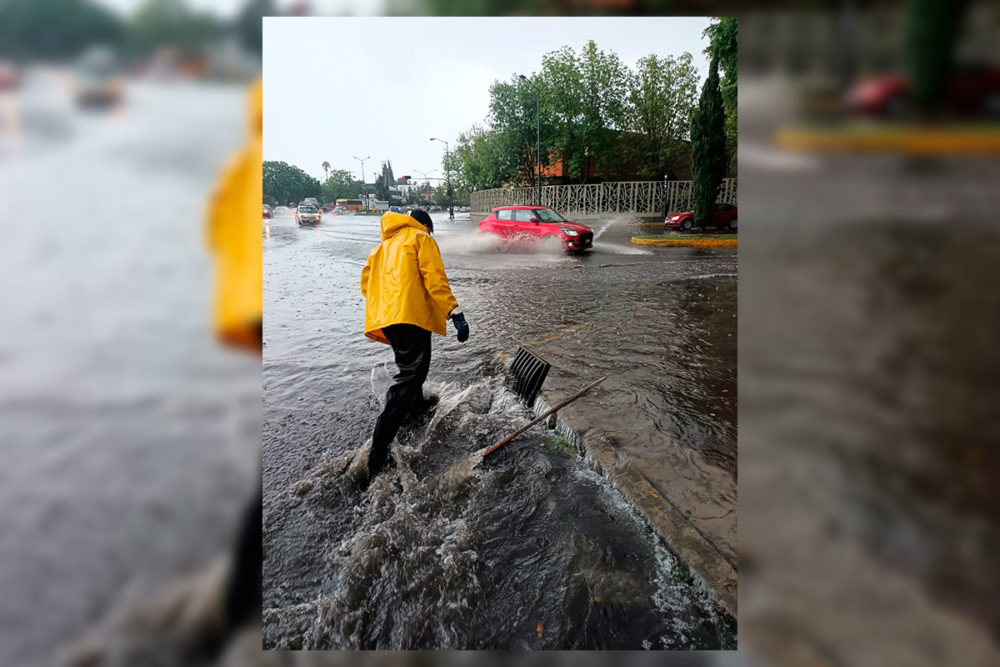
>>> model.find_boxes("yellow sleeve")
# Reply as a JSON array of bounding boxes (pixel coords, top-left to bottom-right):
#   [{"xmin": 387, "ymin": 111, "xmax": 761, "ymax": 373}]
[
  {"xmin": 417, "ymin": 234, "xmax": 459, "ymax": 317},
  {"xmin": 205, "ymin": 157, "xmax": 241, "ymax": 255},
  {"xmin": 361, "ymin": 252, "xmax": 372, "ymax": 299}
]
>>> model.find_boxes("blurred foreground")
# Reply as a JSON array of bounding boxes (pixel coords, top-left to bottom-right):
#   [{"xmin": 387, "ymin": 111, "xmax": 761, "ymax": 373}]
[{"xmin": 0, "ymin": 68, "xmax": 259, "ymax": 666}]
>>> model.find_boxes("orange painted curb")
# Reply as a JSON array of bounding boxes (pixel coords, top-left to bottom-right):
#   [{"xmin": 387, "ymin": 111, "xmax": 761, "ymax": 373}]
[
  {"xmin": 775, "ymin": 126, "xmax": 1000, "ymax": 155},
  {"xmin": 630, "ymin": 237, "xmax": 737, "ymax": 248}
]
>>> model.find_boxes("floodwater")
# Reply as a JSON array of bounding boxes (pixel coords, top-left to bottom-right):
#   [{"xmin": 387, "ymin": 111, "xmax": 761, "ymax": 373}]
[
  {"xmin": 739, "ymin": 142, "xmax": 1000, "ymax": 664},
  {"xmin": 263, "ymin": 209, "xmax": 737, "ymax": 649}
]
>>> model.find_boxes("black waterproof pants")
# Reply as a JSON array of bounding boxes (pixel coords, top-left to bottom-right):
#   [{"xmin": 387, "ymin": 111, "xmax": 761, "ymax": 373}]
[
  {"xmin": 369, "ymin": 323, "xmax": 432, "ymax": 474},
  {"xmin": 222, "ymin": 488, "xmax": 262, "ymax": 637}
]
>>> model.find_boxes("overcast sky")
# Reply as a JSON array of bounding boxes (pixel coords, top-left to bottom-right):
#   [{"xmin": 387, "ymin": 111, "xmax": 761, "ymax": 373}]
[{"xmin": 263, "ymin": 16, "xmax": 712, "ymax": 183}]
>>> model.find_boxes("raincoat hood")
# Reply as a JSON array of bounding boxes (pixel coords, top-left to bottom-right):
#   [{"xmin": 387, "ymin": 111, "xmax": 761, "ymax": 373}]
[
  {"xmin": 204, "ymin": 78, "xmax": 263, "ymax": 351},
  {"xmin": 380, "ymin": 211, "xmax": 427, "ymax": 241},
  {"xmin": 361, "ymin": 212, "xmax": 459, "ymax": 344}
]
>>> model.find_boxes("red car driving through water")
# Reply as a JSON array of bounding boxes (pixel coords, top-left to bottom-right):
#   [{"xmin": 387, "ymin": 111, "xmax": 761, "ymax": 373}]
[{"xmin": 478, "ymin": 206, "xmax": 594, "ymax": 252}]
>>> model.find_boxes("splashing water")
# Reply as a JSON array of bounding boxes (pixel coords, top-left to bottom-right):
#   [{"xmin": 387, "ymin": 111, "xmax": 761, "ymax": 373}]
[
  {"xmin": 261, "ymin": 377, "xmax": 735, "ymax": 650},
  {"xmin": 591, "ymin": 241, "xmax": 652, "ymax": 256},
  {"xmin": 590, "ymin": 214, "xmax": 637, "ymax": 242},
  {"xmin": 436, "ymin": 231, "xmax": 504, "ymax": 255}
]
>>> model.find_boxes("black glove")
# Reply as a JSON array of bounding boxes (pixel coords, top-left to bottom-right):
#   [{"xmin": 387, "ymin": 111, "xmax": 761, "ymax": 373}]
[{"xmin": 450, "ymin": 309, "xmax": 470, "ymax": 343}]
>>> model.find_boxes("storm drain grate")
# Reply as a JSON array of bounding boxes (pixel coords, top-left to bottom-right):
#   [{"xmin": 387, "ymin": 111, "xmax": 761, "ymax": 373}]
[{"xmin": 508, "ymin": 347, "xmax": 551, "ymax": 407}]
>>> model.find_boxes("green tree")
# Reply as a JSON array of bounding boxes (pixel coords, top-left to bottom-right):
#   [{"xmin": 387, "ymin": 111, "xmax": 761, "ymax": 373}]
[
  {"xmin": 263, "ymin": 161, "xmax": 320, "ymax": 206},
  {"xmin": 432, "ymin": 184, "xmax": 450, "ymax": 207},
  {"xmin": 488, "ymin": 76, "xmax": 546, "ymax": 185},
  {"xmin": 704, "ymin": 17, "xmax": 737, "ymax": 162},
  {"xmin": 127, "ymin": 0, "xmax": 218, "ymax": 57},
  {"xmin": 576, "ymin": 40, "xmax": 630, "ymax": 179},
  {"xmin": 0, "ymin": 0, "xmax": 124, "ymax": 59},
  {"xmin": 690, "ymin": 56, "xmax": 727, "ymax": 228},
  {"xmin": 319, "ymin": 169, "xmax": 362, "ymax": 202},
  {"xmin": 233, "ymin": 0, "xmax": 275, "ymax": 55},
  {"xmin": 627, "ymin": 52, "xmax": 699, "ymax": 180},
  {"xmin": 538, "ymin": 41, "xmax": 630, "ymax": 182},
  {"xmin": 537, "ymin": 46, "xmax": 584, "ymax": 181},
  {"xmin": 374, "ymin": 174, "xmax": 389, "ymax": 202},
  {"xmin": 451, "ymin": 123, "xmax": 519, "ymax": 190},
  {"xmin": 904, "ymin": 0, "xmax": 970, "ymax": 114}
]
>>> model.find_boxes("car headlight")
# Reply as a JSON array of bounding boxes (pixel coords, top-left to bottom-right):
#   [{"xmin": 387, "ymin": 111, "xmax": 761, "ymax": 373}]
[{"xmin": 561, "ymin": 228, "xmax": 579, "ymax": 236}]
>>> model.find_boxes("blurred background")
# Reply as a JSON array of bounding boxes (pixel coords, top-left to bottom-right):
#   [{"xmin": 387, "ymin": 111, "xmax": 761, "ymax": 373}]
[{"xmin": 1, "ymin": 0, "xmax": 998, "ymax": 665}]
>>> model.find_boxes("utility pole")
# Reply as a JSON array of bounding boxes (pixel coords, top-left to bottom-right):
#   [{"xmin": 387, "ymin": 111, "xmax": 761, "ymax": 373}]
[
  {"xmin": 430, "ymin": 137, "xmax": 453, "ymax": 219},
  {"xmin": 662, "ymin": 173, "xmax": 669, "ymax": 220},
  {"xmin": 519, "ymin": 74, "xmax": 541, "ymax": 205},
  {"xmin": 353, "ymin": 154, "xmax": 370, "ymax": 212}
]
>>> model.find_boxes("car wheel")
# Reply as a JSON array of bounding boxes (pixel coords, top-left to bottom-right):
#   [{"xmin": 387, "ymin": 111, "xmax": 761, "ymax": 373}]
[
  {"xmin": 728, "ymin": 218, "xmax": 737, "ymax": 230},
  {"xmin": 680, "ymin": 218, "xmax": 694, "ymax": 231}
]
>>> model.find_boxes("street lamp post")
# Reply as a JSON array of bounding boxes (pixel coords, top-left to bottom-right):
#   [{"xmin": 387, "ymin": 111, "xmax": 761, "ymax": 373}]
[
  {"xmin": 353, "ymin": 154, "xmax": 370, "ymax": 212},
  {"xmin": 429, "ymin": 137, "xmax": 453, "ymax": 220},
  {"xmin": 519, "ymin": 74, "xmax": 541, "ymax": 206}
]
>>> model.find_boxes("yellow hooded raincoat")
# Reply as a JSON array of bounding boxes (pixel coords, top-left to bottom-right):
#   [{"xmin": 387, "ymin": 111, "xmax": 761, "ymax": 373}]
[
  {"xmin": 205, "ymin": 79, "xmax": 263, "ymax": 349},
  {"xmin": 362, "ymin": 212, "xmax": 459, "ymax": 344}
]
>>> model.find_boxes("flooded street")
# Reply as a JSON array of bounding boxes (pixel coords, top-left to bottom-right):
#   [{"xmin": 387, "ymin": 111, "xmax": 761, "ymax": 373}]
[{"xmin": 263, "ymin": 209, "xmax": 737, "ymax": 648}]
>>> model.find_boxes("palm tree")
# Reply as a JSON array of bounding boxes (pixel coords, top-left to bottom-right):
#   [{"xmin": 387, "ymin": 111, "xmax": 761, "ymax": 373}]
[{"xmin": 321, "ymin": 161, "xmax": 331, "ymax": 179}]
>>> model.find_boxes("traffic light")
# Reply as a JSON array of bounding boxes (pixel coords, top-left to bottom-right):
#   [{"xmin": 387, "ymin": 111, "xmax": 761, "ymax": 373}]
[{"xmin": 401, "ymin": 175, "xmax": 411, "ymax": 181}]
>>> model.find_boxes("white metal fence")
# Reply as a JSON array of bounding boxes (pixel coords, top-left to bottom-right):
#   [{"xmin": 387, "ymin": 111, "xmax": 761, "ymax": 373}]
[{"xmin": 470, "ymin": 178, "xmax": 737, "ymax": 216}]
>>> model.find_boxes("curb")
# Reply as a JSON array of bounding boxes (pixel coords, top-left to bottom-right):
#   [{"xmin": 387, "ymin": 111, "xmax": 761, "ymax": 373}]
[
  {"xmin": 630, "ymin": 237, "xmax": 738, "ymax": 248},
  {"xmin": 531, "ymin": 391, "xmax": 738, "ymax": 618},
  {"xmin": 774, "ymin": 125, "xmax": 1000, "ymax": 155}
]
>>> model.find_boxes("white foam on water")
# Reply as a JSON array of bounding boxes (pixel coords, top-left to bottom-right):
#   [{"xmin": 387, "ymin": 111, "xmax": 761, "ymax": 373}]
[
  {"xmin": 590, "ymin": 214, "xmax": 637, "ymax": 242},
  {"xmin": 591, "ymin": 241, "xmax": 652, "ymax": 256},
  {"xmin": 436, "ymin": 231, "xmax": 503, "ymax": 255}
]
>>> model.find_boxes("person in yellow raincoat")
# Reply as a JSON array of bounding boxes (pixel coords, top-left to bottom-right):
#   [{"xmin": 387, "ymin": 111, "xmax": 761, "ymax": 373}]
[
  {"xmin": 361, "ymin": 209, "xmax": 470, "ymax": 484},
  {"xmin": 206, "ymin": 80, "xmax": 263, "ymax": 353},
  {"xmin": 204, "ymin": 78, "xmax": 263, "ymax": 643}
]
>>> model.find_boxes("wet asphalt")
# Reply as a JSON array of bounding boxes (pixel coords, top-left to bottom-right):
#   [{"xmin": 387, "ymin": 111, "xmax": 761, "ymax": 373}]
[{"xmin": 263, "ymin": 208, "xmax": 738, "ymax": 649}]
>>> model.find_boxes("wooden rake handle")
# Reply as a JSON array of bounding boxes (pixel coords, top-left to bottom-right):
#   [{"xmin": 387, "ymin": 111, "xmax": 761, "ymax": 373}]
[{"xmin": 482, "ymin": 376, "xmax": 608, "ymax": 458}]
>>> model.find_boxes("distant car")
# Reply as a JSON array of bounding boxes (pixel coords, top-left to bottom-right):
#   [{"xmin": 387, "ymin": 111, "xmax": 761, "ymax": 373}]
[
  {"xmin": 74, "ymin": 47, "xmax": 123, "ymax": 108},
  {"xmin": 302, "ymin": 197, "xmax": 320, "ymax": 209},
  {"xmin": 479, "ymin": 206, "xmax": 593, "ymax": 252},
  {"xmin": 0, "ymin": 60, "xmax": 20, "ymax": 90},
  {"xmin": 295, "ymin": 204, "xmax": 321, "ymax": 225},
  {"xmin": 665, "ymin": 203, "xmax": 737, "ymax": 231},
  {"xmin": 262, "ymin": 204, "xmax": 272, "ymax": 219},
  {"xmin": 332, "ymin": 205, "xmax": 348, "ymax": 214},
  {"xmin": 847, "ymin": 62, "xmax": 1000, "ymax": 118}
]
